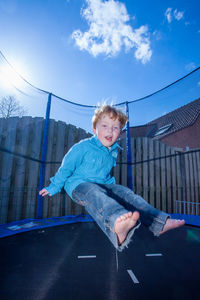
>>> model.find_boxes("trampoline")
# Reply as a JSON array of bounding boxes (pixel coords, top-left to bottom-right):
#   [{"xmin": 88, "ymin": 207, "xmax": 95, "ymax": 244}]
[{"xmin": 1, "ymin": 216, "xmax": 200, "ymax": 300}]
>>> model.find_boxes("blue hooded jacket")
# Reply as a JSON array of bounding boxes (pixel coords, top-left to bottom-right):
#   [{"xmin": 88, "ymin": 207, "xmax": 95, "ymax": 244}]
[{"xmin": 46, "ymin": 135, "xmax": 121, "ymax": 198}]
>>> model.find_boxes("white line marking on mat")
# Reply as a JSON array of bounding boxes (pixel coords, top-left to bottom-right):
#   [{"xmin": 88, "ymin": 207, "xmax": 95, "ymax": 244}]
[
  {"xmin": 78, "ymin": 255, "xmax": 96, "ymax": 259},
  {"xmin": 127, "ymin": 270, "xmax": 139, "ymax": 284},
  {"xmin": 145, "ymin": 253, "xmax": 163, "ymax": 256}
]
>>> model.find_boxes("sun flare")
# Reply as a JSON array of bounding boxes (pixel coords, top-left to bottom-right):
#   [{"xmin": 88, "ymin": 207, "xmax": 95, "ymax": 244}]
[{"xmin": 0, "ymin": 60, "xmax": 27, "ymax": 92}]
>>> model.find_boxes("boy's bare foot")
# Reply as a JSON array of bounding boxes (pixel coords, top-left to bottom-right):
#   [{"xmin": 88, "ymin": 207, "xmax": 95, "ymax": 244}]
[
  {"xmin": 114, "ymin": 211, "xmax": 140, "ymax": 245},
  {"xmin": 159, "ymin": 218, "xmax": 185, "ymax": 235}
]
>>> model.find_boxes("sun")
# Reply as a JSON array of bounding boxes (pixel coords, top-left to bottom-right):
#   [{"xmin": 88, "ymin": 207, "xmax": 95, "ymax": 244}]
[{"xmin": 0, "ymin": 60, "xmax": 27, "ymax": 92}]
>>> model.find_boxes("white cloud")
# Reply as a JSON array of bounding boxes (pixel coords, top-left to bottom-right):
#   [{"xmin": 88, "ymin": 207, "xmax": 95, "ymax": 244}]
[
  {"xmin": 165, "ymin": 7, "xmax": 173, "ymax": 23},
  {"xmin": 198, "ymin": 81, "xmax": 200, "ymax": 87},
  {"xmin": 173, "ymin": 9, "xmax": 184, "ymax": 21},
  {"xmin": 72, "ymin": 0, "xmax": 152, "ymax": 64},
  {"xmin": 165, "ymin": 7, "xmax": 184, "ymax": 23},
  {"xmin": 152, "ymin": 30, "xmax": 162, "ymax": 41}
]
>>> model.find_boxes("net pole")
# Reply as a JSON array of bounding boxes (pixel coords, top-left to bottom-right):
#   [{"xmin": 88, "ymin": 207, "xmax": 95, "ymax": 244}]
[
  {"xmin": 126, "ymin": 102, "xmax": 133, "ymax": 190},
  {"xmin": 36, "ymin": 93, "xmax": 52, "ymax": 219}
]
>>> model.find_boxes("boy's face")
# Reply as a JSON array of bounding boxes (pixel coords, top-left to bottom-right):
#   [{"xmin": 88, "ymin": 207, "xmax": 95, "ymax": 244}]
[{"xmin": 93, "ymin": 113, "xmax": 121, "ymax": 148}]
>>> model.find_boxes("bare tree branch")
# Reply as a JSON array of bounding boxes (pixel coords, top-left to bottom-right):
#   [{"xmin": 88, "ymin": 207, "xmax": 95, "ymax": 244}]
[{"xmin": 0, "ymin": 96, "xmax": 27, "ymax": 118}]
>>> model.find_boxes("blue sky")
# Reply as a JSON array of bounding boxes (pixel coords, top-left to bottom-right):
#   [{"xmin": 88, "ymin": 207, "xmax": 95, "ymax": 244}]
[{"xmin": 0, "ymin": 0, "xmax": 200, "ymax": 131}]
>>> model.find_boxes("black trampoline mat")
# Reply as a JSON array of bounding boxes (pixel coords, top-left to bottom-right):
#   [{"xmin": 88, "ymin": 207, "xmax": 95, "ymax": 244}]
[{"xmin": 0, "ymin": 222, "xmax": 200, "ymax": 300}]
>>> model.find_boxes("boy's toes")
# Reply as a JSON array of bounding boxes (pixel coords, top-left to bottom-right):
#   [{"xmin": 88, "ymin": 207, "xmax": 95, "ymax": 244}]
[
  {"xmin": 159, "ymin": 218, "xmax": 185, "ymax": 235},
  {"xmin": 132, "ymin": 211, "xmax": 140, "ymax": 221},
  {"xmin": 118, "ymin": 212, "xmax": 132, "ymax": 222}
]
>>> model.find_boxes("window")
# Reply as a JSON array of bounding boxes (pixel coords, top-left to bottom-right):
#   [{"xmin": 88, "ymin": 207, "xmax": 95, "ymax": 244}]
[{"xmin": 154, "ymin": 124, "xmax": 172, "ymax": 137}]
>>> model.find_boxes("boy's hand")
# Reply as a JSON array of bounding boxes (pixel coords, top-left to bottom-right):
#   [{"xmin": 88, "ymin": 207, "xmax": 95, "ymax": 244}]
[{"xmin": 39, "ymin": 188, "xmax": 51, "ymax": 197}]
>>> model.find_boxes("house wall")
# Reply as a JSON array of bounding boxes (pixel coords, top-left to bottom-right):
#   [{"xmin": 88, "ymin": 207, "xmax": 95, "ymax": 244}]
[
  {"xmin": 160, "ymin": 114, "xmax": 200, "ymax": 149},
  {"xmin": 121, "ymin": 124, "xmax": 156, "ymax": 139}
]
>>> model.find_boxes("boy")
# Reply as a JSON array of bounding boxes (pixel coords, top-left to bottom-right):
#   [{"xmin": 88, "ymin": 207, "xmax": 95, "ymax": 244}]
[{"xmin": 39, "ymin": 104, "xmax": 185, "ymax": 251}]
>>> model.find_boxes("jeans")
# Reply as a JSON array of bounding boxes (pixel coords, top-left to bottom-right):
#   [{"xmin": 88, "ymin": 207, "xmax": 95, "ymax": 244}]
[{"xmin": 72, "ymin": 183, "xmax": 169, "ymax": 252}]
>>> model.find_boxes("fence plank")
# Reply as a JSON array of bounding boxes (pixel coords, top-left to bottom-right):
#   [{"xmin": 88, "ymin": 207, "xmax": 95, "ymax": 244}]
[
  {"xmin": 154, "ymin": 141, "xmax": 161, "ymax": 211},
  {"xmin": 170, "ymin": 148, "xmax": 176, "ymax": 213},
  {"xmin": 177, "ymin": 152, "xmax": 185, "ymax": 213},
  {"xmin": 193, "ymin": 151, "xmax": 198, "ymax": 214},
  {"xmin": 131, "ymin": 138, "xmax": 136, "ymax": 191},
  {"xmin": 149, "ymin": 139, "xmax": 155, "ymax": 206},
  {"xmin": 195, "ymin": 151, "xmax": 200, "ymax": 215},
  {"xmin": 0, "ymin": 118, "xmax": 4, "ymax": 144},
  {"xmin": 160, "ymin": 143, "xmax": 167, "ymax": 212},
  {"xmin": 166, "ymin": 146, "xmax": 172, "ymax": 213},
  {"xmin": 9, "ymin": 117, "xmax": 32, "ymax": 221},
  {"xmin": 135, "ymin": 138, "xmax": 142, "ymax": 196},
  {"xmin": 25, "ymin": 118, "xmax": 43, "ymax": 219},
  {"xmin": 184, "ymin": 152, "xmax": 190, "ymax": 213},
  {"xmin": 142, "ymin": 138, "xmax": 148, "ymax": 201},
  {"xmin": 0, "ymin": 118, "xmax": 5, "ymax": 221},
  {"xmin": 121, "ymin": 138, "xmax": 128, "ymax": 187},
  {"xmin": 0, "ymin": 117, "xmax": 18, "ymax": 223},
  {"xmin": 189, "ymin": 152, "xmax": 195, "ymax": 214}
]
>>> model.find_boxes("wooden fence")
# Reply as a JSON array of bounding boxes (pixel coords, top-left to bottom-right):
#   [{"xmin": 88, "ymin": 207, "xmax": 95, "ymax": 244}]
[
  {"xmin": 0, "ymin": 117, "xmax": 91, "ymax": 223},
  {"xmin": 0, "ymin": 117, "xmax": 200, "ymax": 224},
  {"xmin": 114, "ymin": 137, "xmax": 200, "ymax": 216}
]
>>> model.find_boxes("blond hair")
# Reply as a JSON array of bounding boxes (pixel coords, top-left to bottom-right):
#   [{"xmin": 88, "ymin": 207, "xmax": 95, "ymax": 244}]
[{"xmin": 92, "ymin": 104, "xmax": 128, "ymax": 129}]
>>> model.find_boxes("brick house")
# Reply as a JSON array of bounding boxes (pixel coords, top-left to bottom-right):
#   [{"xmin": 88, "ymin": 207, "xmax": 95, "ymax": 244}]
[{"xmin": 128, "ymin": 98, "xmax": 200, "ymax": 149}]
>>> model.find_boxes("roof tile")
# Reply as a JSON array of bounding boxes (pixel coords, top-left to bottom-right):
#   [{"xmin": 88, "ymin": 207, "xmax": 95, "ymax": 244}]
[{"xmin": 147, "ymin": 98, "xmax": 200, "ymax": 137}]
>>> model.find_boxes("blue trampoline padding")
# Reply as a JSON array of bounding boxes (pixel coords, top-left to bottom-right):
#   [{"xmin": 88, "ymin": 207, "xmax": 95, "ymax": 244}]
[
  {"xmin": 0, "ymin": 213, "xmax": 199, "ymax": 239},
  {"xmin": 0, "ymin": 214, "xmax": 94, "ymax": 238},
  {"xmin": 170, "ymin": 213, "xmax": 200, "ymax": 227}
]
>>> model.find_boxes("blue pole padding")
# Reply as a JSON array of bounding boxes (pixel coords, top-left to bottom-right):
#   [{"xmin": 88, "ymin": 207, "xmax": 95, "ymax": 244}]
[
  {"xmin": 36, "ymin": 93, "xmax": 52, "ymax": 219},
  {"xmin": 126, "ymin": 102, "xmax": 133, "ymax": 190}
]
